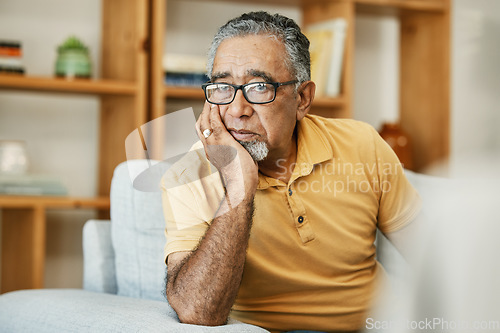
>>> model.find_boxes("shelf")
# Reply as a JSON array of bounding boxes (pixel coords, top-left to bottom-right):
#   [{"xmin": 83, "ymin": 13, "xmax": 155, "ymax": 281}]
[
  {"xmin": 355, "ymin": 0, "xmax": 446, "ymax": 12},
  {"xmin": 312, "ymin": 96, "xmax": 346, "ymax": 108},
  {"xmin": 0, "ymin": 194, "xmax": 110, "ymax": 294},
  {"xmin": 0, "ymin": 74, "xmax": 137, "ymax": 96},
  {"xmin": 0, "ymin": 195, "xmax": 110, "ymax": 209}
]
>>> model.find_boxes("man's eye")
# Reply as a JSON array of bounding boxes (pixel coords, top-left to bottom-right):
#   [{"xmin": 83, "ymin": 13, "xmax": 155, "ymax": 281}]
[
  {"xmin": 215, "ymin": 84, "xmax": 230, "ymax": 92},
  {"xmin": 250, "ymin": 83, "xmax": 269, "ymax": 93}
]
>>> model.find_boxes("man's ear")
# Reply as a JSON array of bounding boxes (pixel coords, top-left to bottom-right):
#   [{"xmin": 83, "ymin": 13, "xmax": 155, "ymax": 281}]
[{"xmin": 296, "ymin": 81, "xmax": 315, "ymax": 121}]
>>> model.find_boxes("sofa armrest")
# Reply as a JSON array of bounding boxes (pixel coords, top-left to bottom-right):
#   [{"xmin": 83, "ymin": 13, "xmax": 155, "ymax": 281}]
[{"xmin": 83, "ymin": 219, "xmax": 117, "ymax": 294}]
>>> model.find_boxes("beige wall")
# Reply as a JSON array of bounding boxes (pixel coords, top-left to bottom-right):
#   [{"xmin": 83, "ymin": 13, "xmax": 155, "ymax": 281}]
[{"xmin": 447, "ymin": 0, "xmax": 500, "ymax": 177}]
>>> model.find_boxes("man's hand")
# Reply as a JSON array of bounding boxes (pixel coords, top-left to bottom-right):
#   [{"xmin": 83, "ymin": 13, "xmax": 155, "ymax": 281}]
[{"xmin": 195, "ymin": 102, "xmax": 258, "ymax": 196}]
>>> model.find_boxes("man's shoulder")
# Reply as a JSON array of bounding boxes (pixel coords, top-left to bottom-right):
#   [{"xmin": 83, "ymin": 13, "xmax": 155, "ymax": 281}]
[{"xmin": 303, "ymin": 114, "xmax": 377, "ymax": 142}]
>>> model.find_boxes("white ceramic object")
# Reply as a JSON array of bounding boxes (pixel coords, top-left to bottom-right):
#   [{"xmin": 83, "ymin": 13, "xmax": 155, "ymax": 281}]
[{"xmin": 0, "ymin": 140, "xmax": 28, "ymax": 175}]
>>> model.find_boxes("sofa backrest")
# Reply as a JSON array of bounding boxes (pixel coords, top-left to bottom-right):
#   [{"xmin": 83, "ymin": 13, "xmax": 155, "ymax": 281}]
[{"xmin": 110, "ymin": 160, "xmax": 167, "ymax": 302}]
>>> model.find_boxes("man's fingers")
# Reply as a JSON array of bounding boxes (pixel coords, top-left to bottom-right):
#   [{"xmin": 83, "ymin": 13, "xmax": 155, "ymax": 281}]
[
  {"xmin": 195, "ymin": 119, "xmax": 201, "ymax": 137},
  {"xmin": 196, "ymin": 101, "xmax": 212, "ymax": 140},
  {"xmin": 208, "ymin": 104, "xmax": 227, "ymax": 138}
]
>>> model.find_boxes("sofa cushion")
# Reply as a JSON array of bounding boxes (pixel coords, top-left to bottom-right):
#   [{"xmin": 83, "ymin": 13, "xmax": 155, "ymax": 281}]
[
  {"xmin": 110, "ymin": 160, "xmax": 167, "ymax": 301},
  {"xmin": 0, "ymin": 289, "xmax": 269, "ymax": 332}
]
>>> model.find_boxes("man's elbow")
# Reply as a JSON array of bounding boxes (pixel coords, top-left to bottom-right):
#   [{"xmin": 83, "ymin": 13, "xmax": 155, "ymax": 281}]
[
  {"xmin": 177, "ymin": 311, "xmax": 227, "ymax": 326},
  {"xmin": 167, "ymin": 292, "xmax": 227, "ymax": 326}
]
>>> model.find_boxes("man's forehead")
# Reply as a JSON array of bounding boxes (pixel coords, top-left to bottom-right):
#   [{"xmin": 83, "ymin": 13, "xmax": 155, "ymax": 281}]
[
  {"xmin": 211, "ymin": 35, "xmax": 288, "ymax": 81},
  {"xmin": 211, "ymin": 69, "xmax": 274, "ymax": 82}
]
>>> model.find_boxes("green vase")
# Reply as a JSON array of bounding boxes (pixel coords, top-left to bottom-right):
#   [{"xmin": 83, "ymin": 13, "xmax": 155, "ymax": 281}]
[{"xmin": 55, "ymin": 49, "xmax": 91, "ymax": 78}]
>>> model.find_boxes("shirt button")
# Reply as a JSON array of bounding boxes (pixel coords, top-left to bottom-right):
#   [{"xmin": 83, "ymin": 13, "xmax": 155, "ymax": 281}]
[
  {"xmin": 288, "ymin": 188, "xmax": 293, "ymax": 196},
  {"xmin": 298, "ymin": 216, "xmax": 304, "ymax": 223}
]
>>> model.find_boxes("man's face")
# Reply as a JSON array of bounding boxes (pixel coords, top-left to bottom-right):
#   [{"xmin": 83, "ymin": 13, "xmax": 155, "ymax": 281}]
[{"xmin": 211, "ymin": 34, "xmax": 302, "ymax": 162}]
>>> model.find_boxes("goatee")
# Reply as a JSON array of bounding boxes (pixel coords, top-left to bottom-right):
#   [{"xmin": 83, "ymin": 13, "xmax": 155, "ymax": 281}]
[{"xmin": 238, "ymin": 140, "xmax": 269, "ymax": 162}]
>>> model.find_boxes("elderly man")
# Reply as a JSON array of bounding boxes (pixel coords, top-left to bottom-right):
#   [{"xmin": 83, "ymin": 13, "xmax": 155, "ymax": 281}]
[{"xmin": 162, "ymin": 11, "xmax": 421, "ymax": 333}]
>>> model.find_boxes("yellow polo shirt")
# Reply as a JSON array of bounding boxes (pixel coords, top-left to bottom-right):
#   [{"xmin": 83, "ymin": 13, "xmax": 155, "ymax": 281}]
[{"xmin": 161, "ymin": 115, "xmax": 421, "ymax": 332}]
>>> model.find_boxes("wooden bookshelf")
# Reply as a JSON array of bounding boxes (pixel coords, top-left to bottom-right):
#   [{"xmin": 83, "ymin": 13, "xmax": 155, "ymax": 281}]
[
  {"xmin": 0, "ymin": 74, "xmax": 137, "ymax": 95},
  {"xmin": 0, "ymin": 195, "xmax": 110, "ymax": 293},
  {"xmin": 1, "ymin": 0, "xmax": 148, "ymax": 196},
  {"xmin": 0, "ymin": 195, "xmax": 110, "ymax": 209},
  {"xmin": 152, "ymin": 0, "xmax": 450, "ymax": 170},
  {"xmin": 0, "ymin": 0, "xmax": 148, "ymax": 293}
]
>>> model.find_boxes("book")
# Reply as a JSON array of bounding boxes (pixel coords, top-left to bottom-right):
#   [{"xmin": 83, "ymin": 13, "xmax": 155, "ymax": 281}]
[
  {"xmin": 305, "ymin": 29, "xmax": 333, "ymax": 97},
  {"xmin": 163, "ymin": 53, "xmax": 207, "ymax": 74},
  {"xmin": 0, "ymin": 40, "xmax": 25, "ymax": 74},
  {"xmin": 164, "ymin": 72, "xmax": 209, "ymax": 87},
  {"xmin": 0, "ymin": 174, "xmax": 68, "ymax": 196},
  {"xmin": 163, "ymin": 53, "xmax": 209, "ymax": 87},
  {"xmin": 305, "ymin": 18, "xmax": 347, "ymax": 97}
]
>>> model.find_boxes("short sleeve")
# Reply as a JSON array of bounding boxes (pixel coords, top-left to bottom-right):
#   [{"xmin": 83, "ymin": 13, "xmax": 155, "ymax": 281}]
[
  {"xmin": 371, "ymin": 127, "xmax": 422, "ymax": 234},
  {"xmin": 161, "ymin": 177, "xmax": 208, "ymax": 261},
  {"xmin": 161, "ymin": 142, "xmax": 225, "ymax": 262}
]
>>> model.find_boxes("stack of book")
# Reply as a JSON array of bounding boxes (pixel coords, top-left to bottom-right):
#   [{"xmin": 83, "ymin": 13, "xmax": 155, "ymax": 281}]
[
  {"xmin": 305, "ymin": 18, "xmax": 347, "ymax": 98},
  {"xmin": 0, "ymin": 174, "xmax": 67, "ymax": 196},
  {"xmin": 163, "ymin": 53, "xmax": 209, "ymax": 87},
  {"xmin": 0, "ymin": 40, "xmax": 25, "ymax": 74}
]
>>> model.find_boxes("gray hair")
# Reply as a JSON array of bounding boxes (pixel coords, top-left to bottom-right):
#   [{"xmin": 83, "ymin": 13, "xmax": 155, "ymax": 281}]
[{"xmin": 207, "ymin": 11, "xmax": 311, "ymax": 86}]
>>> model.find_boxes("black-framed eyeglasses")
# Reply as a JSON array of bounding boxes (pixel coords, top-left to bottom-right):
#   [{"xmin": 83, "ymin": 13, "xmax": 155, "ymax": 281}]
[{"xmin": 201, "ymin": 80, "xmax": 298, "ymax": 105}]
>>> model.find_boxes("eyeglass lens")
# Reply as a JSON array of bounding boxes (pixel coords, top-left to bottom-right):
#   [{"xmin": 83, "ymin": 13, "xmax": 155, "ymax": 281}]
[{"xmin": 205, "ymin": 83, "xmax": 275, "ymax": 104}]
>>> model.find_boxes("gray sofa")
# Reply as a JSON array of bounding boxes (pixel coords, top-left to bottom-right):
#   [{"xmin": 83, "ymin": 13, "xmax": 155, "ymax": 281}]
[{"xmin": 1, "ymin": 160, "xmax": 496, "ymax": 332}]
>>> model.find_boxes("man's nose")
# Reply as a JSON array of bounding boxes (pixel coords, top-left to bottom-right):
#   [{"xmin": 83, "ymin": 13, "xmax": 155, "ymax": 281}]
[{"xmin": 226, "ymin": 89, "xmax": 253, "ymax": 118}]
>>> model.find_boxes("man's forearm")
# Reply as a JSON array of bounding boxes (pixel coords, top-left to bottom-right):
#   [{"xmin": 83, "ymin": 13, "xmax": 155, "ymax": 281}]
[{"xmin": 166, "ymin": 193, "xmax": 254, "ymax": 326}]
